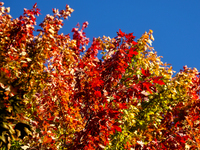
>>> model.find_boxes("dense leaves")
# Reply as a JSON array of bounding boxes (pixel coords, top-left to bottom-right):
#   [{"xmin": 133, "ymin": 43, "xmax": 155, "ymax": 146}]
[{"xmin": 0, "ymin": 2, "xmax": 199, "ymax": 149}]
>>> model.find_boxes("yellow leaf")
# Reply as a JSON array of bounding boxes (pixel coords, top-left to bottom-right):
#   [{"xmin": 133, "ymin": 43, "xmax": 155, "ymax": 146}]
[
  {"xmin": 150, "ymin": 34, "xmax": 154, "ymax": 41},
  {"xmin": 49, "ymin": 28, "xmax": 54, "ymax": 34},
  {"xmin": 149, "ymin": 29, "xmax": 153, "ymax": 34},
  {"xmin": 147, "ymin": 39, "xmax": 152, "ymax": 46},
  {"xmin": 143, "ymin": 34, "xmax": 149, "ymax": 39}
]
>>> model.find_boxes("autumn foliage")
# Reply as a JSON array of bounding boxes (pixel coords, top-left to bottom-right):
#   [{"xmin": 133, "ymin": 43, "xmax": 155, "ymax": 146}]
[{"xmin": 0, "ymin": 2, "xmax": 200, "ymax": 149}]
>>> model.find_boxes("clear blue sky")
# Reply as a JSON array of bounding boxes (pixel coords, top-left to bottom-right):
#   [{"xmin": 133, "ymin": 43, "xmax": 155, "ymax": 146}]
[{"xmin": 4, "ymin": 0, "xmax": 200, "ymax": 74}]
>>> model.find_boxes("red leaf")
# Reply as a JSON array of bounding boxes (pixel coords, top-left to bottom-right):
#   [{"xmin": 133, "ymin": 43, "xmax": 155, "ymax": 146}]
[
  {"xmin": 79, "ymin": 61, "xmax": 85, "ymax": 69},
  {"xmin": 143, "ymin": 82, "xmax": 152, "ymax": 94},
  {"xmin": 118, "ymin": 103, "xmax": 127, "ymax": 109},
  {"xmin": 94, "ymin": 91, "xmax": 101, "ymax": 97},
  {"xmin": 180, "ymin": 139, "xmax": 186, "ymax": 143},
  {"xmin": 155, "ymin": 80, "xmax": 165, "ymax": 85},
  {"xmin": 153, "ymin": 77, "xmax": 165, "ymax": 85},
  {"xmin": 118, "ymin": 29, "xmax": 125, "ymax": 37},
  {"xmin": 130, "ymin": 51, "xmax": 138, "ymax": 56},
  {"xmin": 132, "ymin": 40, "xmax": 138, "ymax": 45},
  {"xmin": 175, "ymin": 121, "xmax": 179, "ymax": 127},
  {"xmin": 128, "ymin": 47, "xmax": 138, "ymax": 57},
  {"xmin": 141, "ymin": 68, "xmax": 151, "ymax": 77},
  {"xmin": 33, "ymin": 3, "xmax": 37, "ymax": 8},
  {"xmin": 113, "ymin": 125, "xmax": 122, "ymax": 132},
  {"xmin": 82, "ymin": 21, "xmax": 89, "ymax": 30}
]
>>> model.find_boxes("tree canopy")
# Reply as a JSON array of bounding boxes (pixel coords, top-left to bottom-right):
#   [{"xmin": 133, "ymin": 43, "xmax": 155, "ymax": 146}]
[{"xmin": 0, "ymin": 3, "xmax": 199, "ymax": 149}]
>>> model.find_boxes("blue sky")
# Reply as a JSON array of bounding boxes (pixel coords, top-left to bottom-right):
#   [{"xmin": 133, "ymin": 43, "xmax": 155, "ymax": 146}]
[{"xmin": 4, "ymin": 0, "xmax": 200, "ymax": 74}]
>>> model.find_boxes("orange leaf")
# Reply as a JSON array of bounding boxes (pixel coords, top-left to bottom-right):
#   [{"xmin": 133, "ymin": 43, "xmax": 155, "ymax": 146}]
[
  {"xmin": 186, "ymin": 116, "xmax": 193, "ymax": 127},
  {"xmin": 43, "ymin": 136, "xmax": 52, "ymax": 144}
]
